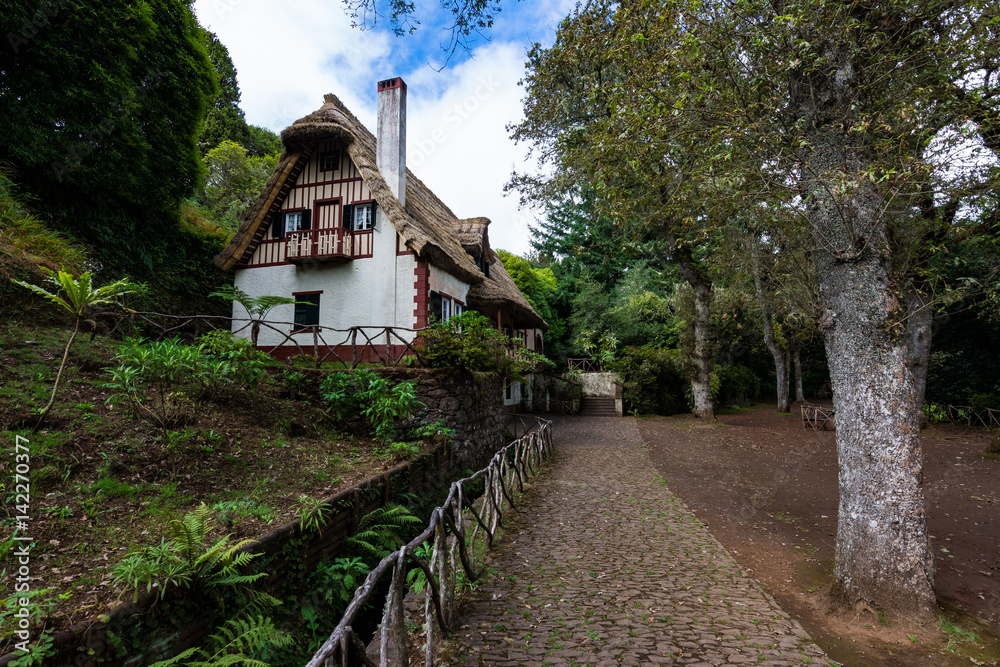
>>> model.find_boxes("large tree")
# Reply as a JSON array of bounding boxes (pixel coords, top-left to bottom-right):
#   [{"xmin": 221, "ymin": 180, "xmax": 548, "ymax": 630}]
[
  {"xmin": 755, "ymin": 0, "xmax": 997, "ymax": 619},
  {"xmin": 198, "ymin": 30, "xmax": 251, "ymax": 155},
  {"xmin": 1, "ymin": 0, "xmax": 217, "ymax": 275},
  {"xmin": 509, "ymin": 3, "xmax": 742, "ymax": 419},
  {"xmin": 202, "ymin": 140, "xmax": 277, "ymax": 232},
  {"xmin": 511, "ymin": 0, "xmax": 1000, "ymax": 620}
]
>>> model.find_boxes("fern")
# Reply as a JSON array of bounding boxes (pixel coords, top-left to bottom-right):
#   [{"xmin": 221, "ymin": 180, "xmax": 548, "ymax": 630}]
[
  {"xmin": 346, "ymin": 504, "xmax": 421, "ymax": 559},
  {"xmin": 148, "ymin": 615, "xmax": 291, "ymax": 667},
  {"xmin": 168, "ymin": 503, "xmax": 264, "ymax": 586},
  {"xmin": 112, "ymin": 503, "xmax": 264, "ymax": 602},
  {"xmin": 114, "ymin": 504, "xmax": 288, "ymax": 667}
]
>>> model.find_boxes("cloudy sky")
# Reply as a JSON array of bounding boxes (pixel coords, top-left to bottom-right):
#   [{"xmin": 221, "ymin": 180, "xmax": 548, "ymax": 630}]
[{"xmin": 193, "ymin": 0, "xmax": 575, "ymax": 255}]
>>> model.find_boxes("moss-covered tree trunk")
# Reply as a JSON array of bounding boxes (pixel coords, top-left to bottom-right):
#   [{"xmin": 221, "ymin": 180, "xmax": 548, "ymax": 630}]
[
  {"xmin": 669, "ymin": 237, "xmax": 715, "ymax": 420},
  {"xmin": 793, "ymin": 350, "xmax": 806, "ymax": 404},
  {"xmin": 751, "ymin": 241, "xmax": 790, "ymax": 412},
  {"xmin": 794, "ymin": 39, "xmax": 935, "ymax": 621}
]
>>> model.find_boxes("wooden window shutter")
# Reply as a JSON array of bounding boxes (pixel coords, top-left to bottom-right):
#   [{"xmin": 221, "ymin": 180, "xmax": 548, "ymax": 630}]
[
  {"xmin": 371, "ymin": 200, "xmax": 378, "ymax": 228},
  {"xmin": 301, "ymin": 209, "xmax": 312, "ymax": 230},
  {"xmin": 294, "ymin": 294, "xmax": 321, "ymax": 329},
  {"xmin": 342, "ymin": 204, "xmax": 352, "ymax": 229},
  {"xmin": 271, "ymin": 211, "xmax": 284, "ymax": 238},
  {"xmin": 429, "ymin": 291, "xmax": 442, "ymax": 322}
]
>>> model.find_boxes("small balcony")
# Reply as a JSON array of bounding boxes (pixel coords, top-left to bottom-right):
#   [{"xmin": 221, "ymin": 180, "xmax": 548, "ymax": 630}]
[{"xmin": 286, "ymin": 228, "xmax": 352, "ymax": 263}]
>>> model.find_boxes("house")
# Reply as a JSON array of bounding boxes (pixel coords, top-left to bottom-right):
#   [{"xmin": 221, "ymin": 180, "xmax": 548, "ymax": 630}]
[{"xmin": 213, "ymin": 77, "xmax": 547, "ymax": 406}]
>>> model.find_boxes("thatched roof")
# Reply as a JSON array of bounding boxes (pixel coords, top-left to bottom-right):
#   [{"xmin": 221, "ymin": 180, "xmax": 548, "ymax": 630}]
[
  {"xmin": 214, "ymin": 94, "xmax": 482, "ymax": 284},
  {"xmin": 453, "ymin": 217, "xmax": 492, "ymax": 258},
  {"xmin": 467, "ymin": 250, "xmax": 548, "ymax": 330}
]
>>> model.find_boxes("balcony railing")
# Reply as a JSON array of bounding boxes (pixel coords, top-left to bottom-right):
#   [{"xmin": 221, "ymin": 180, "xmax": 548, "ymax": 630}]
[{"xmin": 286, "ymin": 228, "xmax": 352, "ymax": 263}]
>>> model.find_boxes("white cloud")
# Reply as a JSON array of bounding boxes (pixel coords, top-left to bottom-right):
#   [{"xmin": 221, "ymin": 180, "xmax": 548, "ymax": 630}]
[
  {"xmin": 193, "ymin": 0, "xmax": 567, "ymax": 255},
  {"xmin": 195, "ymin": 0, "xmax": 390, "ymax": 129},
  {"xmin": 404, "ymin": 42, "xmax": 541, "ymax": 255}
]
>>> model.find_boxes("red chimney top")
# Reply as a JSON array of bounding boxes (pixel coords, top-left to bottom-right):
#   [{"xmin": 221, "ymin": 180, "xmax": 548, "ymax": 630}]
[{"xmin": 377, "ymin": 77, "xmax": 407, "ymax": 95}]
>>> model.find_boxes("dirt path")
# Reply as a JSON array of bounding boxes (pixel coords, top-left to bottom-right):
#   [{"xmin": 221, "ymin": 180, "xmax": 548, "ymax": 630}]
[
  {"xmin": 639, "ymin": 405, "xmax": 1000, "ymax": 666},
  {"xmin": 450, "ymin": 416, "xmax": 828, "ymax": 666}
]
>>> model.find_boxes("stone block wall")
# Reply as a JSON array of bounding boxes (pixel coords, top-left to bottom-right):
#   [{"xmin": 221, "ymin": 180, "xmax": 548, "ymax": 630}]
[{"xmin": 389, "ymin": 368, "xmax": 505, "ymax": 471}]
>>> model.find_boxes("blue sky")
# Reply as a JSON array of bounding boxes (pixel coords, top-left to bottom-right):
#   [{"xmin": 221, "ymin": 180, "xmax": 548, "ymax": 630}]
[{"xmin": 193, "ymin": 0, "xmax": 575, "ymax": 255}]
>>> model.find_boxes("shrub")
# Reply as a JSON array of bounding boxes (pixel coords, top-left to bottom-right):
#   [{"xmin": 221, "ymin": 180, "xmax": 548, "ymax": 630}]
[
  {"xmin": 609, "ymin": 345, "xmax": 687, "ymax": 415},
  {"xmin": 197, "ymin": 329, "xmax": 268, "ymax": 389},
  {"xmin": 716, "ymin": 363, "xmax": 761, "ymax": 407},
  {"xmin": 968, "ymin": 392, "xmax": 1000, "ymax": 412},
  {"xmin": 320, "ymin": 369, "xmax": 422, "ymax": 441},
  {"xmin": 104, "ymin": 338, "xmax": 205, "ymax": 429},
  {"xmin": 105, "ymin": 335, "xmax": 269, "ymax": 429},
  {"xmin": 418, "ymin": 311, "xmax": 550, "ymax": 380}
]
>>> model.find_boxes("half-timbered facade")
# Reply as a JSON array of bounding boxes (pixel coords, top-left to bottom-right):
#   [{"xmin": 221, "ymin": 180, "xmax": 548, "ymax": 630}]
[{"xmin": 214, "ymin": 77, "xmax": 546, "ymax": 382}]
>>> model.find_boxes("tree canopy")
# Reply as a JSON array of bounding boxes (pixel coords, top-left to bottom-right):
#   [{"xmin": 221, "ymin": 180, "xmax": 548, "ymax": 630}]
[
  {"xmin": 1, "ymin": 0, "xmax": 217, "ymax": 276},
  {"xmin": 507, "ymin": 0, "xmax": 1000, "ymax": 620}
]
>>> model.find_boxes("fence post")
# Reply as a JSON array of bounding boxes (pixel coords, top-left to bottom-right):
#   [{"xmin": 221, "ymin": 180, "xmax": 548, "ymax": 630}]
[
  {"xmin": 312, "ymin": 328, "xmax": 320, "ymax": 368},
  {"xmin": 378, "ymin": 551, "xmax": 408, "ymax": 667},
  {"xmin": 351, "ymin": 328, "xmax": 359, "ymax": 369}
]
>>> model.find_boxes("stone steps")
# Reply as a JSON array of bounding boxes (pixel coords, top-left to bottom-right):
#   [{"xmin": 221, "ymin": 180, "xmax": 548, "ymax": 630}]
[{"xmin": 579, "ymin": 397, "xmax": 618, "ymax": 416}]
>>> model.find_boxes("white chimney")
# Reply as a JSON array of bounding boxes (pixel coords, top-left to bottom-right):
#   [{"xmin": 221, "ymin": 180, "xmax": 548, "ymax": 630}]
[{"xmin": 377, "ymin": 77, "xmax": 406, "ymax": 206}]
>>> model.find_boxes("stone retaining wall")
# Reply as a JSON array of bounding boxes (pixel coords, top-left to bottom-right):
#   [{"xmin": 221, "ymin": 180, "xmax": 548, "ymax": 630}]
[
  {"xmin": 389, "ymin": 368, "xmax": 504, "ymax": 471},
  {"xmin": 0, "ymin": 369, "xmax": 507, "ymax": 667}
]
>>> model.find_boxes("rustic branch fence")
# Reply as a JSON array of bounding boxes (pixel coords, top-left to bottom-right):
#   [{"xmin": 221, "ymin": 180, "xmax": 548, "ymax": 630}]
[
  {"xmin": 504, "ymin": 412, "xmax": 546, "ymax": 439},
  {"xmin": 567, "ymin": 357, "xmax": 602, "ymax": 372},
  {"xmin": 97, "ymin": 310, "xmax": 424, "ymax": 368},
  {"xmin": 97, "ymin": 311, "xmax": 544, "ymax": 372},
  {"xmin": 306, "ymin": 416, "xmax": 554, "ymax": 667},
  {"xmin": 927, "ymin": 404, "xmax": 1000, "ymax": 429},
  {"xmin": 800, "ymin": 403, "xmax": 835, "ymax": 430},
  {"xmin": 801, "ymin": 402, "xmax": 1000, "ymax": 431}
]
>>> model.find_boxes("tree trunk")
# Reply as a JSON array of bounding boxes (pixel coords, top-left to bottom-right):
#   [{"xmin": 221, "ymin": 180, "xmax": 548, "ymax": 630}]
[
  {"xmin": 770, "ymin": 345, "xmax": 790, "ymax": 412},
  {"xmin": 905, "ymin": 289, "xmax": 933, "ymax": 427},
  {"xmin": 793, "ymin": 349, "xmax": 806, "ymax": 403},
  {"xmin": 689, "ymin": 282, "xmax": 715, "ymax": 420},
  {"xmin": 803, "ymin": 132, "xmax": 936, "ymax": 620},
  {"xmin": 792, "ymin": 35, "xmax": 935, "ymax": 618},
  {"xmin": 750, "ymin": 241, "xmax": 790, "ymax": 412},
  {"xmin": 668, "ymin": 236, "xmax": 715, "ymax": 420},
  {"xmin": 251, "ymin": 320, "xmax": 261, "ymax": 347},
  {"xmin": 34, "ymin": 318, "xmax": 80, "ymax": 431}
]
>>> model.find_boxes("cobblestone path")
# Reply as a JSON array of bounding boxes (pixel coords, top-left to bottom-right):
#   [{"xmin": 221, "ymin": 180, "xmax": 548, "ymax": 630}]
[{"xmin": 449, "ymin": 417, "xmax": 829, "ymax": 666}]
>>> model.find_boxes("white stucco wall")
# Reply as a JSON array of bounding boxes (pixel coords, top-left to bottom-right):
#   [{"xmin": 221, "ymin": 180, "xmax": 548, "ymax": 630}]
[
  {"xmin": 504, "ymin": 380, "xmax": 524, "ymax": 407},
  {"xmin": 232, "ymin": 253, "xmax": 419, "ymax": 346},
  {"xmin": 369, "ymin": 209, "xmax": 400, "ymax": 327},
  {"xmin": 428, "ymin": 264, "xmax": 470, "ymax": 305},
  {"xmin": 395, "ymin": 253, "xmax": 418, "ymax": 328},
  {"xmin": 577, "ymin": 371, "xmax": 622, "ymax": 397}
]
